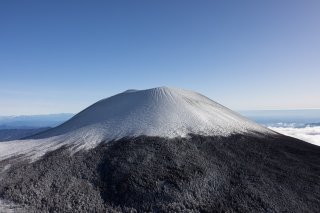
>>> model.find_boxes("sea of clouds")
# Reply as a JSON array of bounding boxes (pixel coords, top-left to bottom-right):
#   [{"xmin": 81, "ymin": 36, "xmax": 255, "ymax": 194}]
[
  {"xmin": 239, "ymin": 110, "xmax": 320, "ymax": 147},
  {"xmin": 268, "ymin": 125, "xmax": 320, "ymax": 146}
]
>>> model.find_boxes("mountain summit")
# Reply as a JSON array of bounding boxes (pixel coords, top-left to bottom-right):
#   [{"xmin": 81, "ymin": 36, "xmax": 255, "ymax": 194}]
[{"xmin": 32, "ymin": 87, "xmax": 271, "ymax": 140}]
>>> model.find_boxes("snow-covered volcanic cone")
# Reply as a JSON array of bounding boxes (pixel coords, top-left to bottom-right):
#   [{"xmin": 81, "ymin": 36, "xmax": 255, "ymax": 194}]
[
  {"xmin": 0, "ymin": 87, "xmax": 319, "ymax": 212},
  {"xmin": 32, "ymin": 86, "xmax": 271, "ymax": 140}
]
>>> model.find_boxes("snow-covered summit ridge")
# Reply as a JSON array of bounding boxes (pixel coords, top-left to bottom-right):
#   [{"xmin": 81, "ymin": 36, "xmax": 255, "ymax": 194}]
[{"xmin": 33, "ymin": 87, "xmax": 271, "ymax": 140}]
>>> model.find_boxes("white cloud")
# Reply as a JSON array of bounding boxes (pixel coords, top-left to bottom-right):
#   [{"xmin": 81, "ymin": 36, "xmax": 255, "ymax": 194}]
[{"xmin": 268, "ymin": 126, "xmax": 320, "ymax": 146}]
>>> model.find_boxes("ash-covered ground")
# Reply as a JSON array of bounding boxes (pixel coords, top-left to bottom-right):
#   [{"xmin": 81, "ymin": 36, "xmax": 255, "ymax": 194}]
[{"xmin": 0, "ymin": 133, "xmax": 319, "ymax": 212}]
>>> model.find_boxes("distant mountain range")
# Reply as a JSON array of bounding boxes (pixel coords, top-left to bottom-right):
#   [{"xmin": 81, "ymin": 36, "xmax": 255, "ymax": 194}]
[
  {"xmin": 239, "ymin": 109, "xmax": 320, "ymax": 127},
  {"xmin": 306, "ymin": 122, "xmax": 320, "ymax": 127},
  {"xmin": 0, "ymin": 127, "xmax": 51, "ymax": 142},
  {"xmin": 0, "ymin": 113, "xmax": 74, "ymax": 129},
  {"xmin": 0, "ymin": 114, "xmax": 73, "ymax": 141}
]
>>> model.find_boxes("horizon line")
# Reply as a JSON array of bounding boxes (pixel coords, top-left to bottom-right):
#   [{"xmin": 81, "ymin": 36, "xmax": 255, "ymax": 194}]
[{"xmin": 1, "ymin": 108, "xmax": 320, "ymax": 117}]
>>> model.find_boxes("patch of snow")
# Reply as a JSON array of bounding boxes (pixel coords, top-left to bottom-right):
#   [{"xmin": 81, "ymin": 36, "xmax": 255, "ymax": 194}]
[
  {"xmin": 1, "ymin": 164, "xmax": 11, "ymax": 173},
  {"xmin": 0, "ymin": 199, "xmax": 25, "ymax": 212}
]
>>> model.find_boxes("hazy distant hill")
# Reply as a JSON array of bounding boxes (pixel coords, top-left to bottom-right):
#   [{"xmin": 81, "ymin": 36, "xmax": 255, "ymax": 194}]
[
  {"xmin": 306, "ymin": 122, "xmax": 320, "ymax": 127},
  {"xmin": 239, "ymin": 109, "xmax": 320, "ymax": 127},
  {"xmin": 0, "ymin": 113, "xmax": 73, "ymax": 129},
  {"xmin": 0, "ymin": 114, "xmax": 72, "ymax": 142},
  {"xmin": 0, "ymin": 128, "xmax": 51, "ymax": 142}
]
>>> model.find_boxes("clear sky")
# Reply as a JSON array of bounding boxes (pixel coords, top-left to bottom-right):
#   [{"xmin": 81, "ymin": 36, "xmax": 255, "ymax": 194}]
[{"xmin": 1, "ymin": 0, "xmax": 319, "ymax": 115}]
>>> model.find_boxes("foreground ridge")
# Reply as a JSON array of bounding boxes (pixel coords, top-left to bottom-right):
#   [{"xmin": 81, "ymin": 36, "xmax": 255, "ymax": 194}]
[{"xmin": 0, "ymin": 134, "xmax": 319, "ymax": 212}]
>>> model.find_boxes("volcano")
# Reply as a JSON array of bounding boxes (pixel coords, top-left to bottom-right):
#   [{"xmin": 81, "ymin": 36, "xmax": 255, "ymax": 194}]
[
  {"xmin": 0, "ymin": 87, "xmax": 319, "ymax": 212},
  {"xmin": 31, "ymin": 87, "xmax": 271, "ymax": 139}
]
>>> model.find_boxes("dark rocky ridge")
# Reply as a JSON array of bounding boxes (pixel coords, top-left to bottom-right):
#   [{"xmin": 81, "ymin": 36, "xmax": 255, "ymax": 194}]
[{"xmin": 0, "ymin": 133, "xmax": 319, "ymax": 212}]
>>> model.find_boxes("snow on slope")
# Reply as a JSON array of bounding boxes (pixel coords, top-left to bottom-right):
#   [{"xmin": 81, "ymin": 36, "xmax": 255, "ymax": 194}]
[
  {"xmin": 0, "ymin": 87, "xmax": 272, "ymax": 160},
  {"xmin": 33, "ymin": 87, "xmax": 271, "ymax": 139}
]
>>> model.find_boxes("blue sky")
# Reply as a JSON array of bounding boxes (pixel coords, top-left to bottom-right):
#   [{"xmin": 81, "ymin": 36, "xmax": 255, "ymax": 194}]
[{"xmin": 1, "ymin": 0, "xmax": 319, "ymax": 115}]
